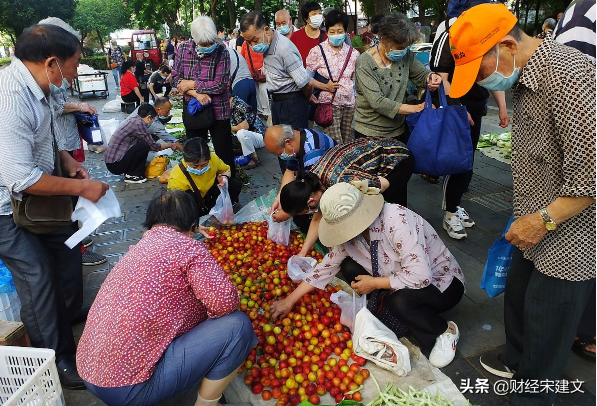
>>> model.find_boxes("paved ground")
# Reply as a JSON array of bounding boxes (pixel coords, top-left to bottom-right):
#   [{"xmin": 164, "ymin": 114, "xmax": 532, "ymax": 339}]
[{"xmin": 63, "ymin": 73, "xmax": 595, "ymax": 406}]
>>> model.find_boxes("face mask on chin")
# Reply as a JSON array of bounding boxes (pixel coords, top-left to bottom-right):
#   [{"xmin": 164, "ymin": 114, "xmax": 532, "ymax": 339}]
[
  {"xmin": 46, "ymin": 60, "xmax": 69, "ymax": 95},
  {"xmin": 477, "ymin": 46, "xmax": 520, "ymax": 91}
]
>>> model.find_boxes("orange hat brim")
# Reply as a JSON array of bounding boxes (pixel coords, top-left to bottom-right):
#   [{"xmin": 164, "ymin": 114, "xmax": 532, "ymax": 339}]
[{"xmin": 450, "ymin": 56, "xmax": 483, "ymax": 99}]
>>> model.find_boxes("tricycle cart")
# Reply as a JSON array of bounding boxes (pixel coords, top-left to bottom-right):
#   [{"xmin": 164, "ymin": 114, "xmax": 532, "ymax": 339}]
[{"xmin": 71, "ymin": 72, "xmax": 109, "ymax": 100}]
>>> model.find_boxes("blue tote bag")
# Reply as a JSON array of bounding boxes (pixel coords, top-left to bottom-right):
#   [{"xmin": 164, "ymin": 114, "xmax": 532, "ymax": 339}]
[
  {"xmin": 405, "ymin": 83, "xmax": 473, "ymax": 176},
  {"xmin": 480, "ymin": 216, "xmax": 515, "ymax": 298}
]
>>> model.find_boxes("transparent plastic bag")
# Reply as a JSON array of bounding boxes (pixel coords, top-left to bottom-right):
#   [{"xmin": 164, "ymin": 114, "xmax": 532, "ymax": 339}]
[
  {"xmin": 267, "ymin": 215, "xmax": 291, "ymax": 246},
  {"xmin": 330, "ymin": 290, "xmax": 367, "ymax": 333},
  {"xmin": 287, "ymin": 256, "xmax": 318, "ymax": 282},
  {"xmin": 209, "ymin": 179, "xmax": 234, "ymax": 225}
]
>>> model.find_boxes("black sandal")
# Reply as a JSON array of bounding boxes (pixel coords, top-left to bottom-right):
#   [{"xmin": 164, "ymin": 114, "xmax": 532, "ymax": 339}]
[{"xmin": 572, "ymin": 338, "xmax": 596, "ymax": 361}]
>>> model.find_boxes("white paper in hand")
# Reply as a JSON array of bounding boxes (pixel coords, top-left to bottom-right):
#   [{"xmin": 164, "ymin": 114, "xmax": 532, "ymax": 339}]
[{"xmin": 64, "ymin": 189, "xmax": 121, "ymax": 248}]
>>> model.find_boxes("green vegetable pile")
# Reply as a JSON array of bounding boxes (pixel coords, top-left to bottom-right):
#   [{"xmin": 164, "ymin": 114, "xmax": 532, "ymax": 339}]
[
  {"xmin": 477, "ymin": 131, "xmax": 511, "ymax": 159},
  {"xmin": 365, "ymin": 372, "xmax": 473, "ymax": 406}
]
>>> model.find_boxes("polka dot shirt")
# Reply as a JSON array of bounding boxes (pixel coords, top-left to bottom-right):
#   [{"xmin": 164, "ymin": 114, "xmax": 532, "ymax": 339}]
[{"xmin": 76, "ymin": 225, "xmax": 240, "ymax": 387}]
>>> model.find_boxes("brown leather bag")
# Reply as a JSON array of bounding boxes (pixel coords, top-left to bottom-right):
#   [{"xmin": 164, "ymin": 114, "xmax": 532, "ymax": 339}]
[{"xmin": 314, "ymin": 46, "xmax": 353, "ymax": 128}]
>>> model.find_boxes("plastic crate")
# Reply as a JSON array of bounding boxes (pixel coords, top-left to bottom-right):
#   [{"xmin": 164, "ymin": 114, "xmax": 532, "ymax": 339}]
[
  {"xmin": 0, "ymin": 347, "xmax": 64, "ymax": 406},
  {"xmin": 0, "ymin": 292, "xmax": 21, "ymax": 322}
]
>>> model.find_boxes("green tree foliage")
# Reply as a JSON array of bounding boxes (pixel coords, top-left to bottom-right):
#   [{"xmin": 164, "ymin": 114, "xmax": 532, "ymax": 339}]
[
  {"xmin": 0, "ymin": 0, "xmax": 76, "ymax": 44},
  {"xmin": 72, "ymin": 0, "xmax": 132, "ymax": 52}
]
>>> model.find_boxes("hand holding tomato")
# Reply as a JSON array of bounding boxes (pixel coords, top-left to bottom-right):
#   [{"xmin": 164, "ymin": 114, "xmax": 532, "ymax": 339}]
[{"xmin": 271, "ymin": 298, "xmax": 293, "ymax": 320}]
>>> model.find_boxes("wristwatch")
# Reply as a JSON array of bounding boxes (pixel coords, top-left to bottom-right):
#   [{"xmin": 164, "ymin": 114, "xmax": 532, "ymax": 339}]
[{"xmin": 539, "ymin": 208, "xmax": 557, "ymax": 231}]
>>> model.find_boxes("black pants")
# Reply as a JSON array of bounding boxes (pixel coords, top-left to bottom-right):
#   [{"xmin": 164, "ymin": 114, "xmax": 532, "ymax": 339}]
[
  {"xmin": 121, "ymin": 91, "xmax": 141, "ymax": 106},
  {"xmin": 501, "ymin": 248, "xmax": 595, "ymax": 406},
  {"xmin": 577, "ymin": 285, "xmax": 596, "ymax": 340},
  {"xmin": 271, "ymin": 94, "xmax": 309, "ymax": 174},
  {"xmin": 105, "ymin": 141, "xmax": 150, "ymax": 177},
  {"xmin": 0, "ymin": 216, "xmax": 82, "ymax": 363},
  {"xmin": 382, "ymin": 153, "xmax": 415, "ymax": 207},
  {"xmin": 151, "ymin": 83, "xmax": 172, "ymax": 100},
  {"xmin": 442, "ymin": 99, "xmax": 486, "ymax": 213},
  {"xmin": 340, "ymin": 257, "xmax": 464, "ymax": 349},
  {"xmin": 187, "ymin": 120, "xmax": 236, "ymax": 178},
  {"xmin": 188, "ymin": 176, "xmax": 242, "ymax": 216}
]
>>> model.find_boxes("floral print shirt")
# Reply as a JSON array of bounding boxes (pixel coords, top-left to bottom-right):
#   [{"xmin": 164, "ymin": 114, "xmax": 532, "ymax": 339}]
[{"xmin": 304, "ymin": 204, "xmax": 465, "ymax": 292}]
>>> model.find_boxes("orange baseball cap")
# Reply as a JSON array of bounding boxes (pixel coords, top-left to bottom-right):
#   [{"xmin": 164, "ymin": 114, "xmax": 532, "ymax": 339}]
[{"xmin": 449, "ymin": 3, "xmax": 518, "ymax": 98}]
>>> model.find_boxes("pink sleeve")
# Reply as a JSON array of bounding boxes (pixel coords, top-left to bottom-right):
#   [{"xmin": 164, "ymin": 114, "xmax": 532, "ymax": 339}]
[
  {"xmin": 186, "ymin": 243, "xmax": 239, "ymax": 318},
  {"xmin": 304, "ymin": 245, "xmax": 347, "ymax": 290}
]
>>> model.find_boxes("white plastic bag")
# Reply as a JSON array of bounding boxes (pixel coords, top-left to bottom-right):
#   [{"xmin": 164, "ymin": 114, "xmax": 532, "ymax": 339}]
[
  {"xmin": 330, "ymin": 290, "xmax": 367, "ymax": 333},
  {"xmin": 98, "ymin": 118, "xmax": 120, "ymax": 145},
  {"xmin": 287, "ymin": 256, "xmax": 318, "ymax": 282},
  {"xmin": 267, "ymin": 216, "xmax": 291, "ymax": 246},
  {"xmin": 64, "ymin": 189, "xmax": 122, "ymax": 248},
  {"xmin": 353, "ymin": 308, "xmax": 411, "ymax": 376},
  {"xmin": 209, "ymin": 179, "xmax": 234, "ymax": 225},
  {"xmin": 102, "ymin": 98, "xmax": 123, "ymax": 113}
]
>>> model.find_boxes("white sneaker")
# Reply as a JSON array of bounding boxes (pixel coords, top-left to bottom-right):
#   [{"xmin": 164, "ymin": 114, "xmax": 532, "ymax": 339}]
[
  {"xmin": 456, "ymin": 206, "xmax": 475, "ymax": 228},
  {"xmin": 443, "ymin": 212, "xmax": 467, "ymax": 239},
  {"xmin": 429, "ymin": 321, "xmax": 460, "ymax": 368}
]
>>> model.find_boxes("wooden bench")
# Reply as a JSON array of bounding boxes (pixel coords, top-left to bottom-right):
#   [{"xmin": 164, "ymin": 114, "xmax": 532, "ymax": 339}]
[{"xmin": 0, "ymin": 321, "xmax": 30, "ymax": 347}]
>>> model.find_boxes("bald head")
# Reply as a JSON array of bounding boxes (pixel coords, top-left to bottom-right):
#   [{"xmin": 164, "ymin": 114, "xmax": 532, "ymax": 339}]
[
  {"xmin": 264, "ymin": 125, "xmax": 296, "ymax": 155},
  {"xmin": 275, "ymin": 9, "xmax": 293, "ymax": 32}
]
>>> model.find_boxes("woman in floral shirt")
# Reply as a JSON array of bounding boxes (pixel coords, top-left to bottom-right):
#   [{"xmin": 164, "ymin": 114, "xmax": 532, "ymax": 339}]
[
  {"xmin": 272, "ymin": 182, "xmax": 465, "ymax": 369},
  {"xmin": 306, "ymin": 10, "xmax": 359, "ymax": 143},
  {"xmin": 77, "ymin": 191, "xmax": 256, "ymax": 406}
]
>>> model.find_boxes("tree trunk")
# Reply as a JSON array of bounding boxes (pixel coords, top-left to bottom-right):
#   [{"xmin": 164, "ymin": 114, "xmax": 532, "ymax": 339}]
[
  {"xmin": 198, "ymin": 0, "xmax": 205, "ymax": 15},
  {"xmin": 9, "ymin": 33, "xmax": 16, "ymax": 47},
  {"xmin": 523, "ymin": 0, "xmax": 533, "ymax": 31},
  {"xmin": 254, "ymin": 0, "xmax": 263, "ymax": 13},
  {"xmin": 533, "ymin": 0, "xmax": 542, "ymax": 35},
  {"xmin": 210, "ymin": 0, "xmax": 217, "ymax": 22},
  {"xmin": 374, "ymin": 0, "xmax": 390, "ymax": 14},
  {"xmin": 514, "ymin": 0, "xmax": 521, "ymax": 19},
  {"xmin": 96, "ymin": 29, "xmax": 106, "ymax": 53},
  {"xmin": 226, "ymin": 0, "xmax": 236, "ymax": 28},
  {"xmin": 297, "ymin": 0, "xmax": 307, "ymax": 27},
  {"xmin": 418, "ymin": 0, "xmax": 426, "ymax": 21}
]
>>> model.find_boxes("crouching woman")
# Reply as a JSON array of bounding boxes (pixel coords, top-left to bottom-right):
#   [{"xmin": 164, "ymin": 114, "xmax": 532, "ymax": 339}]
[{"xmin": 76, "ymin": 191, "xmax": 256, "ymax": 406}]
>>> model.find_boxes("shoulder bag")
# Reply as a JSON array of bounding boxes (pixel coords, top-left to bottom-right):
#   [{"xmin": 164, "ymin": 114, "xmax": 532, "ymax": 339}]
[
  {"xmin": 178, "ymin": 163, "xmax": 209, "ymax": 216},
  {"xmin": 314, "ymin": 45, "xmax": 353, "ymax": 128},
  {"xmin": 10, "ymin": 119, "xmax": 74, "ymax": 234},
  {"xmin": 245, "ymin": 42, "xmax": 266, "ymax": 83},
  {"xmin": 182, "ymin": 46, "xmax": 223, "ymax": 130}
]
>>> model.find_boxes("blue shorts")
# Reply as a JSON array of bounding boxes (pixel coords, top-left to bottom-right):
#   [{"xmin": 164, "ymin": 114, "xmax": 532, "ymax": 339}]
[{"xmin": 84, "ymin": 311, "xmax": 257, "ymax": 406}]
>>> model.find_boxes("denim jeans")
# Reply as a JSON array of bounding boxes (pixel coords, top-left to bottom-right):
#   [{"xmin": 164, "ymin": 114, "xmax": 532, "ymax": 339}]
[
  {"xmin": 112, "ymin": 67, "xmax": 121, "ymax": 88},
  {"xmin": 85, "ymin": 311, "xmax": 257, "ymax": 406}
]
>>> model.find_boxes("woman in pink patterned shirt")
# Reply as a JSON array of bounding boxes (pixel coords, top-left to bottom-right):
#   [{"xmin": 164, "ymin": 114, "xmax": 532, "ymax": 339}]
[
  {"xmin": 272, "ymin": 182, "xmax": 465, "ymax": 369},
  {"xmin": 76, "ymin": 191, "xmax": 256, "ymax": 406}
]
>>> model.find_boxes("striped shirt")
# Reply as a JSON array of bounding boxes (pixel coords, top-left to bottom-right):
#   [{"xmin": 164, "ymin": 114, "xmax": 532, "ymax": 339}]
[
  {"xmin": 104, "ymin": 114, "xmax": 161, "ymax": 163},
  {"xmin": 171, "ymin": 41, "xmax": 231, "ymax": 120},
  {"xmin": 264, "ymin": 31, "xmax": 311, "ymax": 94},
  {"xmin": 0, "ymin": 58, "xmax": 55, "ymax": 215},
  {"xmin": 311, "ymin": 138, "xmax": 411, "ymax": 189},
  {"xmin": 52, "ymin": 93, "xmax": 82, "ymax": 152},
  {"xmin": 553, "ymin": 0, "xmax": 596, "ymax": 62},
  {"xmin": 285, "ymin": 128, "xmax": 336, "ymax": 173}
]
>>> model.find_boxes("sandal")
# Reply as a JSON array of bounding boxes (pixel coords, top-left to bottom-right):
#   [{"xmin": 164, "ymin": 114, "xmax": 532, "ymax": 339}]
[
  {"xmin": 420, "ymin": 174, "xmax": 439, "ymax": 184},
  {"xmin": 572, "ymin": 338, "xmax": 596, "ymax": 361},
  {"xmin": 244, "ymin": 159, "xmax": 259, "ymax": 170}
]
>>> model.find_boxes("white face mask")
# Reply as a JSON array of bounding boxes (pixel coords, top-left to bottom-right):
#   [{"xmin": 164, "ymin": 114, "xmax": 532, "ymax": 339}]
[{"xmin": 309, "ymin": 14, "xmax": 324, "ymax": 29}]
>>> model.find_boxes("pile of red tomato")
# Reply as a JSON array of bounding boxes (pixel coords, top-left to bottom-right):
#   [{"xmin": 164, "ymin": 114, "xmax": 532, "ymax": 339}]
[{"xmin": 204, "ymin": 222, "xmax": 370, "ymax": 406}]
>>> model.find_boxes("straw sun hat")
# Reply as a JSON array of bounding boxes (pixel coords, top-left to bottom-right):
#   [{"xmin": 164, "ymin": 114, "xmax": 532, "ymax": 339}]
[{"xmin": 317, "ymin": 182, "xmax": 385, "ymax": 247}]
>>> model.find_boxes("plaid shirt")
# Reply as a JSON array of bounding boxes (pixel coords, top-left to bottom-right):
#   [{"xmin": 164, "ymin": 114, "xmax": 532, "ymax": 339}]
[
  {"xmin": 104, "ymin": 114, "xmax": 161, "ymax": 163},
  {"xmin": 171, "ymin": 41, "xmax": 231, "ymax": 120}
]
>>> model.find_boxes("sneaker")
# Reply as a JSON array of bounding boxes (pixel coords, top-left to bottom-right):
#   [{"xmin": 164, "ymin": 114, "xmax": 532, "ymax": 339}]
[
  {"xmin": 124, "ymin": 174, "xmax": 148, "ymax": 184},
  {"xmin": 456, "ymin": 206, "xmax": 475, "ymax": 228},
  {"xmin": 82, "ymin": 248, "xmax": 107, "ymax": 266},
  {"xmin": 429, "ymin": 321, "xmax": 460, "ymax": 368},
  {"xmin": 479, "ymin": 352, "xmax": 516, "ymax": 379},
  {"xmin": 82, "ymin": 237, "xmax": 93, "ymax": 248},
  {"xmin": 443, "ymin": 212, "xmax": 467, "ymax": 240}
]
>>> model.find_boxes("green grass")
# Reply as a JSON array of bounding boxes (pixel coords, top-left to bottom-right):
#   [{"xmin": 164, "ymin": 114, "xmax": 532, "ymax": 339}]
[{"xmin": 0, "ymin": 58, "xmax": 11, "ymax": 67}]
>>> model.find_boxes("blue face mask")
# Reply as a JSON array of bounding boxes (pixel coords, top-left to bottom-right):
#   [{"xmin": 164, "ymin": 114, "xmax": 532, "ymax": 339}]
[
  {"xmin": 196, "ymin": 43, "xmax": 217, "ymax": 54},
  {"xmin": 46, "ymin": 60, "xmax": 69, "ymax": 94},
  {"xmin": 252, "ymin": 31, "xmax": 270, "ymax": 54},
  {"xmin": 386, "ymin": 46, "xmax": 410, "ymax": 62},
  {"xmin": 158, "ymin": 115, "xmax": 172, "ymax": 123},
  {"xmin": 187, "ymin": 165, "xmax": 210, "ymax": 176},
  {"xmin": 277, "ymin": 25, "xmax": 290, "ymax": 35},
  {"xmin": 280, "ymin": 144, "xmax": 295, "ymax": 161},
  {"xmin": 328, "ymin": 34, "xmax": 345, "ymax": 47},
  {"xmin": 477, "ymin": 46, "xmax": 520, "ymax": 91}
]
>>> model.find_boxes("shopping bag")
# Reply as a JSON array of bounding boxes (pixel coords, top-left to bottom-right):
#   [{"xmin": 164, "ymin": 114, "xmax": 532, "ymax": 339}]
[
  {"xmin": 267, "ymin": 216, "xmax": 292, "ymax": 246},
  {"xmin": 330, "ymin": 290, "xmax": 367, "ymax": 333},
  {"xmin": 406, "ymin": 83, "xmax": 472, "ymax": 176},
  {"xmin": 287, "ymin": 256, "xmax": 318, "ymax": 282},
  {"xmin": 353, "ymin": 307, "xmax": 411, "ymax": 376},
  {"xmin": 209, "ymin": 179, "xmax": 234, "ymax": 225},
  {"xmin": 144, "ymin": 157, "xmax": 168, "ymax": 179},
  {"xmin": 158, "ymin": 169, "xmax": 171, "ymax": 184},
  {"xmin": 480, "ymin": 216, "xmax": 515, "ymax": 298}
]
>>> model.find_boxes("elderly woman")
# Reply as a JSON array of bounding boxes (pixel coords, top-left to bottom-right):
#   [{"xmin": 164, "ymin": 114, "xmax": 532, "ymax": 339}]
[
  {"xmin": 168, "ymin": 137, "xmax": 242, "ymax": 216},
  {"xmin": 77, "ymin": 191, "xmax": 257, "ymax": 406},
  {"xmin": 172, "ymin": 16, "xmax": 235, "ymax": 176},
  {"xmin": 272, "ymin": 182, "xmax": 465, "ymax": 369},
  {"xmin": 306, "ymin": 10, "xmax": 360, "ymax": 143},
  {"xmin": 354, "ymin": 14, "xmax": 441, "ymax": 141},
  {"xmin": 120, "ymin": 60, "xmax": 144, "ymax": 106}
]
